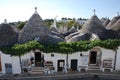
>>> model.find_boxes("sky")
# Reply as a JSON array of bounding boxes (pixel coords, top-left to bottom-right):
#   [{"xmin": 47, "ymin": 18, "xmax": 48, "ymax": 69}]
[{"xmin": 0, "ymin": 0, "xmax": 120, "ymax": 23}]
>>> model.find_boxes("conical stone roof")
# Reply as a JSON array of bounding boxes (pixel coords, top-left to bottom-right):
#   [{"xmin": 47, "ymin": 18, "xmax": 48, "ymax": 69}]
[
  {"xmin": 106, "ymin": 16, "xmax": 120, "ymax": 29},
  {"xmin": 103, "ymin": 19, "xmax": 110, "ymax": 27},
  {"xmin": 0, "ymin": 23, "xmax": 18, "ymax": 47},
  {"xmin": 18, "ymin": 7, "xmax": 64, "ymax": 44},
  {"xmin": 80, "ymin": 15, "xmax": 108, "ymax": 39},
  {"xmin": 81, "ymin": 15, "xmax": 106, "ymax": 33},
  {"xmin": 111, "ymin": 19, "xmax": 120, "ymax": 31},
  {"xmin": 66, "ymin": 15, "xmax": 119, "ymax": 42},
  {"xmin": 50, "ymin": 27, "xmax": 58, "ymax": 33}
]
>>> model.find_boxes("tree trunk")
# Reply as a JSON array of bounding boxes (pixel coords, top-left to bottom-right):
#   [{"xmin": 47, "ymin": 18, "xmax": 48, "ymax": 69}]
[
  {"xmin": 19, "ymin": 56, "xmax": 23, "ymax": 73},
  {"xmin": 66, "ymin": 53, "xmax": 69, "ymax": 71},
  {"xmin": 114, "ymin": 50, "xmax": 117, "ymax": 70}
]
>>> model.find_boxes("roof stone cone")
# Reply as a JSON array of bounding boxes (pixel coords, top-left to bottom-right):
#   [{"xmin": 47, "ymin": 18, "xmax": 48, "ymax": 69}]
[
  {"xmin": 111, "ymin": 19, "xmax": 120, "ymax": 31},
  {"xmin": 103, "ymin": 18, "xmax": 110, "ymax": 27},
  {"xmin": 18, "ymin": 7, "xmax": 50, "ymax": 44},
  {"xmin": 81, "ymin": 15, "xmax": 106, "ymax": 34},
  {"xmin": 0, "ymin": 23, "xmax": 18, "ymax": 47},
  {"xmin": 106, "ymin": 12, "xmax": 120, "ymax": 29},
  {"xmin": 19, "ymin": 7, "xmax": 64, "ymax": 44}
]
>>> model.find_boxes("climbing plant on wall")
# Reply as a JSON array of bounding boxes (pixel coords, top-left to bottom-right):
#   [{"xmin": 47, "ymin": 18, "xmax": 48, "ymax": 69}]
[{"xmin": 0, "ymin": 39, "xmax": 120, "ymax": 56}]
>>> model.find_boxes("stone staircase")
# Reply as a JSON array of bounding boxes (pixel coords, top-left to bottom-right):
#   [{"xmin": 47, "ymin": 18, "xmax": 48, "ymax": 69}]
[
  {"xmin": 30, "ymin": 67, "xmax": 45, "ymax": 74},
  {"xmin": 87, "ymin": 66, "xmax": 102, "ymax": 72}
]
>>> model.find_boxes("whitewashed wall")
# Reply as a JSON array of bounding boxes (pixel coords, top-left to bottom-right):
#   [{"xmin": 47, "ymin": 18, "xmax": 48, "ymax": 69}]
[
  {"xmin": 21, "ymin": 51, "xmax": 34, "ymax": 60},
  {"xmin": 0, "ymin": 51, "xmax": 21, "ymax": 74},
  {"xmin": 101, "ymin": 48, "xmax": 115, "ymax": 68},
  {"xmin": 116, "ymin": 46, "xmax": 120, "ymax": 70},
  {"xmin": 0, "ymin": 46, "xmax": 120, "ymax": 74},
  {"xmin": 44, "ymin": 53, "xmax": 66, "ymax": 72},
  {"xmin": 12, "ymin": 56, "xmax": 21, "ymax": 74},
  {"xmin": 0, "ymin": 51, "xmax": 12, "ymax": 74}
]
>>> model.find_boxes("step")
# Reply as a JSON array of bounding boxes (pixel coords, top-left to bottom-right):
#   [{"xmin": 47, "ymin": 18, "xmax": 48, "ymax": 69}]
[
  {"xmin": 30, "ymin": 67, "xmax": 45, "ymax": 74},
  {"xmin": 88, "ymin": 66, "xmax": 100, "ymax": 69},
  {"xmin": 32, "ymin": 67, "xmax": 44, "ymax": 70},
  {"xmin": 32, "ymin": 69, "xmax": 44, "ymax": 72},
  {"xmin": 88, "ymin": 68, "xmax": 101, "ymax": 71},
  {"xmin": 30, "ymin": 71, "xmax": 44, "ymax": 74}
]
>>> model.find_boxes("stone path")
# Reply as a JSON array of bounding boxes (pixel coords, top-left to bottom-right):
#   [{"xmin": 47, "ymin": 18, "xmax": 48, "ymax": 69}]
[{"xmin": 0, "ymin": 70, "xmax": 120, "ymax": 80}]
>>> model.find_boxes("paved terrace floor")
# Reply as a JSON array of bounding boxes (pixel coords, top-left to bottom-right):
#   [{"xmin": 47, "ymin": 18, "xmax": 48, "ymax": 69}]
[{"xmin": 0, "ymin": 70, "xmax": 120, "ymax": 80}]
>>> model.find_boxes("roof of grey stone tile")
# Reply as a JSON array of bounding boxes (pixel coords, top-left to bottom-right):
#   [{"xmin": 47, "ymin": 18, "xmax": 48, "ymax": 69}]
[
  {"xmin": 67, "ymin": 33, "xmax": 92, "ymax": 42},
  {"xmin": 80, "ymin": 15, "xmax": 109, "ymax": 39},
  {"xmin": 111, "ymin": 19, "xmax": 120, "ymax": 31},
  {"xmin": 18, "ymin": 7, "xmax": 64, "ymax": 44},
  {"xmin": 103, "ymin": 18, "xmax": 110, "ymax": 27},
  {"xmin": 106, "ymin": 16, "xmax": 120, "ymax": 29},
  {"xmin": 18, "ymin": 7, "xmax": 50, "ymax": 44},
  {"xmin": 66, "ymin": 15, "xmax": 120, "ymax": 41},
  {"xmin": 50, "ymin": 27, "xmax": 59, "ymax": 33},
  {"xmin": 0, "ymin": 23, "xmax": 18, "ymax": 47},
  {"xmin": 81, "ymin": 15, "xmax": 106, "ymax": 33}
]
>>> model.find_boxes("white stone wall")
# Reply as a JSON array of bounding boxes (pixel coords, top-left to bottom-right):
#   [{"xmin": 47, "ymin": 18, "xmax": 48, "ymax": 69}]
[
  {"xmin": 101, "ymin": 48, "xmax": 115, "ymax": 68},
  {"xmin": 21, "ymin": 51, "xmax": 34, "ymax": 60},
  {"xmin": 0, "ymin": 51, "xmax": 21, "ymax": 74},
  {"xmin": 0, "ymin": 51, "xmax": 12, "ymax": 74},
  {"xmin": 44, "ymin": 53, "xmax": 66, "ymax": 72},
  {"xmin": 0, "ymin": 46, "xmax": 120, "ymax": 74},
  {"xmin": 116, "ymin": 46, "xmax": 120, "ymax": 70},
  {"xmin": 12, "ymin": 56, "xmax": 21, "ymax": 74}
]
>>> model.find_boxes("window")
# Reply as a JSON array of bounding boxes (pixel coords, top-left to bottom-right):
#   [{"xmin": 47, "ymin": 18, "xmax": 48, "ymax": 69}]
[{"xmin": 51, "ymin": 54, "xmax": 54, "ymax": 57}]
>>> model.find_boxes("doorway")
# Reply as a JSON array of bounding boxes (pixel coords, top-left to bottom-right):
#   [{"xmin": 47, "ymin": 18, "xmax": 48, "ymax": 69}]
[
  {"xmin": 35, "ymin": 52, "xmax": 44, "ymax": 67},
  {"xmin": 57, "ymin": 60, "xmax": 65, "ymax": 71},
  {"xmin": 89, "ymin": 51, "xmax": 97, "ymax": 65},
  {"xmin": 71, "ymin": 59, "xmax": 77, "ymax": 71},
  {"xmin": 5, "ymin": 63, "xmax": 12, "ymax": 74}
]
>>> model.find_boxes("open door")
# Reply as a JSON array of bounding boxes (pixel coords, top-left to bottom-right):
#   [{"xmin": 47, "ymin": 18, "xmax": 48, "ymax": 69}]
[
  {"xmin": 34, "ymin": 52, "xmax": 44, "ymax": 67},
  {"xmin": 89, "ymin": 51, "xmax": 97, "ymax": 65},
  {"xmin": 57, "ymin": 60, "xmax": 65, "ymax": 71}
]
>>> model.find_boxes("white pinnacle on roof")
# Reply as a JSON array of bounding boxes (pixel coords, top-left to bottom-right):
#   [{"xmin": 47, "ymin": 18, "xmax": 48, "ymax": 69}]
[
  {"xmin": 53, "ymin": 16, "xmax": 57, "ymax": 28},
  {"xmin": 93, "ymin": 9, "xmax": 96, "ymax": 16},
  {"xmin": 34, "ymin": 7, "xmax": 38, "ymax": 14},
  {"xmin": 4, "ymin": 19, "xmax": 7, "ymax": 24},
  {"xmin": 117, "ymin": 12, "xmax": 119, "ymax": 17}
]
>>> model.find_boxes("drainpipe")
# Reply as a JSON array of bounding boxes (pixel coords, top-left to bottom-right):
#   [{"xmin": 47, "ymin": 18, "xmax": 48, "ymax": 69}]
[{"xmin": 114, "ymin": 50, "xmax": 117, "ymax": 70}]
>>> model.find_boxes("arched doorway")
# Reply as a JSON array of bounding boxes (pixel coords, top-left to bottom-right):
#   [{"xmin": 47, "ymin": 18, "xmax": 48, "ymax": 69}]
[
  {"xmin": 34, "ymin": 51, "xmax": 44, "ymax": 67},
  {"xmin": 89, "ymin": 51, "xmax": 97, "ymax": 65},
  {"xmin": 89, "ymin": 47, "xmax": 102, "ymax": 66}
]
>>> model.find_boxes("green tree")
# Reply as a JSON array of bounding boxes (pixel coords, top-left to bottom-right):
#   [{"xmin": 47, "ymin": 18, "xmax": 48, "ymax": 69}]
[
  {"xmin": 17, "ymin": 21, "xmax": 26, "ymax": 30},
  {"xmin": 66, "ymin": 20, "xmax": 75, "ymax": 28},
  {"xmin": 44, "ymin": 19, "xmax": 54, "ymax": 28}
]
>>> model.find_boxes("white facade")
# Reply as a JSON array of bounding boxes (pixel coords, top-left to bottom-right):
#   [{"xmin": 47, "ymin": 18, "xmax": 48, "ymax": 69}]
[
  {"xmin": 116, "ymin": 46, "xmax": 120, "ymax": 70},
  {"xmin": 0, "ymin": 46, "xmax": 120, "ymax": 74},
  {"xmin": 0, "ymin": 51, "xmax": 21, "ymax": 74}
]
